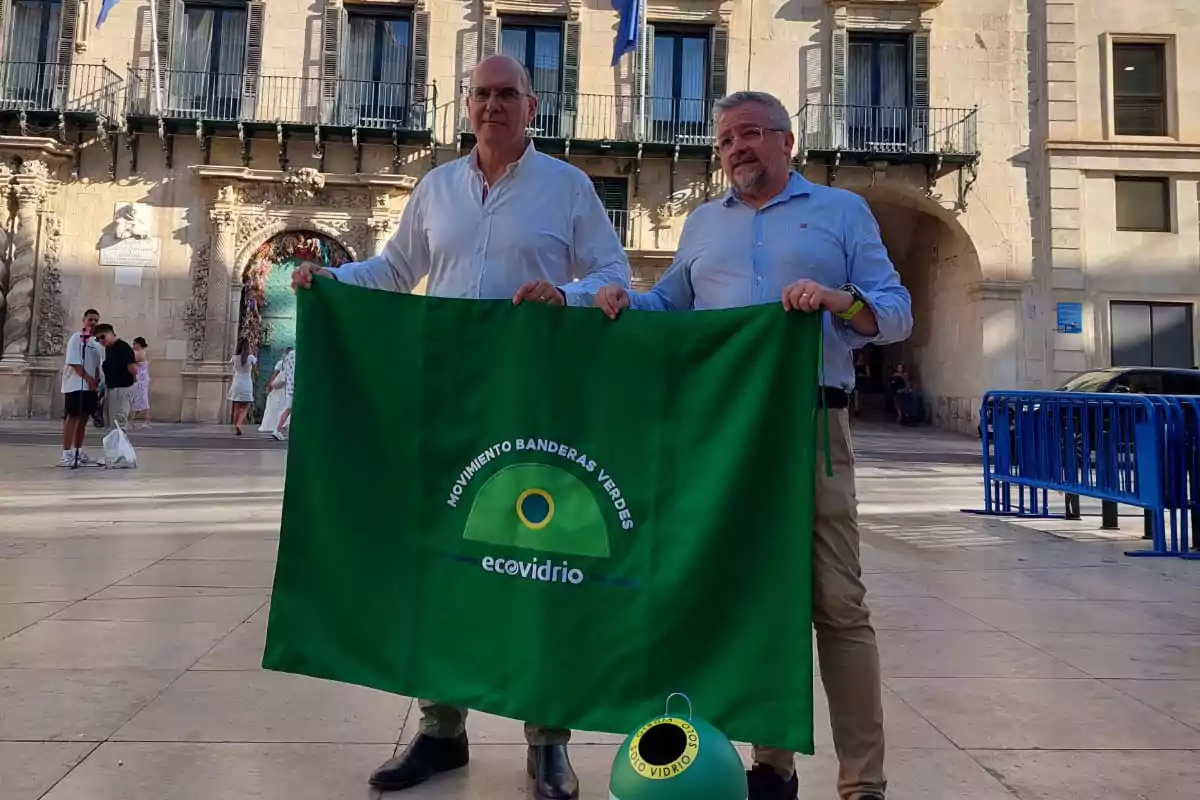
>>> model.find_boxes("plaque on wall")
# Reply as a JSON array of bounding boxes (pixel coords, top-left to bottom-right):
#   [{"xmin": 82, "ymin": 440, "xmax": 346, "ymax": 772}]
[{"xmin": 100, "ymin": 236, "xmax": 162, "ymax": 268}]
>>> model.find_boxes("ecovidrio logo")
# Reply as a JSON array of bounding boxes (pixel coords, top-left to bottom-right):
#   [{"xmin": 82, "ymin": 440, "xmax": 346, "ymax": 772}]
[{"xmin": 445, "ymin": 437, "xmax": 635, "ymax": 586}]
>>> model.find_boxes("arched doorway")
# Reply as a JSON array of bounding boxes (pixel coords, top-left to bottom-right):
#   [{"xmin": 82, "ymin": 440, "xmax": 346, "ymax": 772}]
[
  {"xmin": 842, "ymin": 185, "xmax": 987, "ymax": 433},
  {"xmin": 237, "ymin": 231, "xmax": 349, "ymax": 408}
]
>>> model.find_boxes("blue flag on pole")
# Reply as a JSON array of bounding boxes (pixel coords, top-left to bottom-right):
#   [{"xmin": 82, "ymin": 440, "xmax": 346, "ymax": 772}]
[
  {"xmin": 95, "ymin": 0, "xmax": 120, "ymax": 28},
  {"xmin": 610, "ymin": 0, "xmax": 640, "ymax": 67}
]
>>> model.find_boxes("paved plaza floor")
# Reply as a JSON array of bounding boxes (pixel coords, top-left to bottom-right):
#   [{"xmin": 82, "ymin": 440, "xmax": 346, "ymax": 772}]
[{"xmin": 0, "ymin": 425, "xmax": 1197, "ymax": 799}]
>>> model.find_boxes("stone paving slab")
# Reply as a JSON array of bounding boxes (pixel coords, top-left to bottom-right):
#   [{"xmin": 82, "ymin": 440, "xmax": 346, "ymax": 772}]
[{"xmin": 1, "ymin": 433, "xmax": 1197, "ymax": 800}]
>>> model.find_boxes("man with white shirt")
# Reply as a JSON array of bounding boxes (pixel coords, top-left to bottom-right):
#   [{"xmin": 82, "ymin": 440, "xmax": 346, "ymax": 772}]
[
  {"xmin": 292, "ymin": 53, "xmax": 629, "ymax": 799},
  {"xmin": 59, "ymin": 308, "xmax": 103, "ymax": 467}
]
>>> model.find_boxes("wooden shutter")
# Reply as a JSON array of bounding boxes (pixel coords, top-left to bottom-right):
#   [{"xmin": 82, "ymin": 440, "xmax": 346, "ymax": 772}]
[
  {"xmin": 158, "ymin": 0, "xmax": 182, "ymax": 113},
  {"xmin": 241, "ymin": 1, "xmax": 265, "ymax": 119},
  {"xmin": 708, "ymin": 25, "xmax": 728, "ymax": 102},
  {"xmin": 829, "ymin": 27, "xmax": 847, "ymax": 149},
  {"xmin": 560, "ymin": 19, "xmax": 580, "ymax": 138},
  {"xmin": 0, "ymin": 0, "xmax": 9, "ymax": 62},
  {"xmin": 410, "ymin": 9, "xmax": 430, "ymax": 125},
  {"xmin": 482, "ymin": 15, "xmax": 500, "ymax": 59},
  {"xmin": 320, "ymin": 0, "xmax": 345, "ymax": 124},
  {"xmin": 55, "ymin": 0, "xmax": 79, "ymax": 108},
  {"xmin": 911, "ymin": 29, "xmax": 931, "ymax": 151},
  {"xmin": 633, "ymin": 22, "xmax": 654, "ymax": 138}
]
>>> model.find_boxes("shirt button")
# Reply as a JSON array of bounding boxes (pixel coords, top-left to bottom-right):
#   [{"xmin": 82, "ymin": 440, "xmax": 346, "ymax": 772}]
[
  {"xmin": 756, "ymin": 241, "xmax": 763, "ymax": 247},
  {"xmin": 756, "ymin": 275, "xmax": 763, "ymax": 282}
]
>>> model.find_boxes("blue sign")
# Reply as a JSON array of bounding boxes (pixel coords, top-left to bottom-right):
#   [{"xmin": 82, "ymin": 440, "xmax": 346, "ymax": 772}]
[{"xmin": 1056, "ymin": 302, "xmax": 1083, "ymax": 334}]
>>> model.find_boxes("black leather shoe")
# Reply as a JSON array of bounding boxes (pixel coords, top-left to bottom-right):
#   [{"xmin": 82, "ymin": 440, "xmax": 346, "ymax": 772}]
[
  {"xmin": 526, "ymin": 744, "xmax": 580, "ymax": 799},
  {"xmin": 368, "ymin": 732, "xmax": 469, "ymax": 791},
  {"xmin": 747, "ymin": 763, "xmax": 799, "ymax": 800}
]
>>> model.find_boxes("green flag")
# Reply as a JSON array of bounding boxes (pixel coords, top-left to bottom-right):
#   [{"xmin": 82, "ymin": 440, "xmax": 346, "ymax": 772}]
[{"xmin": 263, "ymin": 279, "xmax": 819, "ymax": 753}]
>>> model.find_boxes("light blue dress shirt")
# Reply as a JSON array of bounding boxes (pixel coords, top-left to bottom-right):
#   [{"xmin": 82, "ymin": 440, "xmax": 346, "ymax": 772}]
[
  {"xmin": 332, "ymin": 142, "xmax": 631, "ymax": 301},
  {"xmin": 623, "ymin": 172, "xmax": 912, "ymax": 391}
]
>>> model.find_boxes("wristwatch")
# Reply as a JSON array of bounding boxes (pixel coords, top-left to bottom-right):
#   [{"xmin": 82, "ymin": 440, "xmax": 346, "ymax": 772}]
[{"xmin": 835, "ymin": 284, "xmax": 866, "ymax": 321}]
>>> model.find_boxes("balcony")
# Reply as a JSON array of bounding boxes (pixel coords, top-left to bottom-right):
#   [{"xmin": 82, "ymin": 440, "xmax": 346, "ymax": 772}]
[
  {"xmin": 124, "ymin": 69, "xmax": 433, "ymax": 137},
  {"xmin": 798, "ymin": 103, "xmax": 979, "ymax": 175},
  {"xmin": 457, "ymin": 90, "xmax": 715, "ymax": 155},
  {"xmin": 0, "ymin": 62, "xmax": 122, "ymax": 121}
]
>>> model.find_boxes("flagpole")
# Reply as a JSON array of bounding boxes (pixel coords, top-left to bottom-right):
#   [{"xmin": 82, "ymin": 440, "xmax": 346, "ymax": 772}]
[
  {"xmin": 148, "ymin": 0, "xmax": 164, "ymax": 115},
  {"xmin": 637, "ymin": 0, "xmax": 646, "ymax": 141}
]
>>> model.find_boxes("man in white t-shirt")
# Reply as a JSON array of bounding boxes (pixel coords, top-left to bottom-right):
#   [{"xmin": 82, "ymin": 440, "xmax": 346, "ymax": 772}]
[{"xmin": 59, "ymin": 308, "xmax": 104, "ymax": 466}]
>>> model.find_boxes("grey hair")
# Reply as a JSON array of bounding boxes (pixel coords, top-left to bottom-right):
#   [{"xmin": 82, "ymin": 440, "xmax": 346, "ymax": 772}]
[
  {"xmin": 472, "ymin": 53, "xmax": 534, "ymax": 95},
  {"xmin": 712, "ymin": 91, "xmax": 793, "ymax": 132}
]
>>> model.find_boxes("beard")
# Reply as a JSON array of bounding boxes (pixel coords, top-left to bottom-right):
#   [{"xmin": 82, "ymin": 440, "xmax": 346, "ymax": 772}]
[{"xmin": 729, "ymin": 160, "xmax": 767, "ymax": 193}]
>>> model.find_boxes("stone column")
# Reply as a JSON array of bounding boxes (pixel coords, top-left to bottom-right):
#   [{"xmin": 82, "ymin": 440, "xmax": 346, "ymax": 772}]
[
  {"xmin": 203, "ymin": 209, "xmax": 237, "ymax": 363},
  {"xmin": 1, "ymin": 176, "xmax": 49, "ymax": 365},
  {"xmin": 368, "ymin": 217, "xmax": 393, "ymax": 257}
]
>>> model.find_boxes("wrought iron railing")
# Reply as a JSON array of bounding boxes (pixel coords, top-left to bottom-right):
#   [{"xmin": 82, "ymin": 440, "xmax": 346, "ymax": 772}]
[
  {"xmin": 798, "ymin": 104, "xmax": 978, "ymax": 156},
  {"xmin": 606, "ymin": 208, "xmax": 633, "ymax": 248},
  {"xmin": 459, "ymin": 90, "xmax": 715, "ymax": 146},
  {"xmin": 125, "ymin": 69, "xmax": 432, "ymax": 130},
  {"xmin": 0, "ymin": 62, "xmax": 122, "ymax": 118}
]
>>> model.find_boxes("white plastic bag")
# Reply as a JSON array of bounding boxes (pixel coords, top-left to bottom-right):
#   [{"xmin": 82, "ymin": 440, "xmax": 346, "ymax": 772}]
[{"xmin": 102, "ymin": 424, "xmax": 138, "ymax": 469}]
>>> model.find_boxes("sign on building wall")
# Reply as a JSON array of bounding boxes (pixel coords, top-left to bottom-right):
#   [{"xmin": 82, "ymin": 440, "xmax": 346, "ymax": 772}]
[
  {"xmin": 1056, "ymin": 302, "xmax": 1083, "ymax": 334},
  {"xmin": 99, "ymin": 202, "xmax": 161, "ymax": 269}
]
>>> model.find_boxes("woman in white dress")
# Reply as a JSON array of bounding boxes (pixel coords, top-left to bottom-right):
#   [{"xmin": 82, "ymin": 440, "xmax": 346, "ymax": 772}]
[
  {"xmin": 227, "ymin": 337, "xmax": 257, "ymax": 436},
  {"xmin": 258, "ymin": 347, "xmax": 291, "ymax": 435}
]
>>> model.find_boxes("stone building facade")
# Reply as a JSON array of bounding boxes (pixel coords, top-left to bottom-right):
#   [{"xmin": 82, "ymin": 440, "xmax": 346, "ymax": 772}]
[{"xmin": 0, "ymin": 0, "xmax": 1190, "ymax": 431}]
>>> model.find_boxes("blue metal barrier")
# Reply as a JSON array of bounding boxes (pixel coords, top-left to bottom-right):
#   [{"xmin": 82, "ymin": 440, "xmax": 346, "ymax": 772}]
[{"xmin": 970, "ymin": 391, "xmax": 1199, "ymax": 560}]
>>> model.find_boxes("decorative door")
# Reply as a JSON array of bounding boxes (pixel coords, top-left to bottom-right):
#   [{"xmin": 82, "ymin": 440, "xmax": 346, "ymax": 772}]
[{"xmin": 238, "ymin": 232, "xmax": 349, "ymax": 410}]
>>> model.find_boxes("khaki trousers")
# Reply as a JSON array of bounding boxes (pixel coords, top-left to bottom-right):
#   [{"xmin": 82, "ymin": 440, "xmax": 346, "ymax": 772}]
[
  {"xmin": 752, "ymin": 409, "xmax": 886, "ymax": 800},
  {"xmin": 418, "ymin": 700, "xmax": 570, "ymax": 746}
]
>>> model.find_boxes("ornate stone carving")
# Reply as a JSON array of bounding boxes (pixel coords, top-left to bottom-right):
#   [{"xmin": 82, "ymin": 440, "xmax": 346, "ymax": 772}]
[
  {"xmin": 341, "ymin": 222, "xmax": 372, "ymax": 260},
  {"xmin": 216, "ymin": 184, "xmax": 239, "ymax": 204},
  {"xmin": 114, "ymin": 203, "xmax": 153, "ymax": 240},
  {"xmin": 209, "ymin": 208, "xmax": 236, "ymax": 232},
  {"xmin": 184, "ymin": 244, "xmax": 211, "ymax": 362},
  {"xmin": 281, "ymin": 167, "xmax": 326, "ymax": 200},
  {"xmin": 18, "ymin": 159, "xmax": 50, "ymax": 180},
  {"xmin": 1, "ymin": 188, "xmax": 42, "ymax": 359},
  {"xmin": 239, "ymin": 183, "xmax": 371, "ymax": 209},
  {"xmin": 235, "ymin": 212, "xmax": 274, "ymax": 252},
  {"xmin": 35, "ymin": 215, "xmax": 65, "ymax": 356}
]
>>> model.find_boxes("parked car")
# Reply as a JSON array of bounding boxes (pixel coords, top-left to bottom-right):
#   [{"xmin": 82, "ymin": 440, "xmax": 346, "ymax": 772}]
[
  {"xmin": 1056, "ymin": 367, "xmax": 1200, "ymax": 396},
  {"xmin": 980, "ymin": 367, "xmax": 1200, "ymax": 439}
]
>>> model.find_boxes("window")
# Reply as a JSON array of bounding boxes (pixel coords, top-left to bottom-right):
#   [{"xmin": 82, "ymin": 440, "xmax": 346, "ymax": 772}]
[
  {"xmin": 650, "ymin": 29, "xmax": 709, "ymax": 141},
  {"xmin": 341, "ymin": 11, "xmax": 411, "ymax": 126},
  {"xmin": 3, "ymin": 0, "xmax": 61, "ymax": 104},
  {"xmin": 1111, "ymin": 302, "xmax": 1194, "ymax": 368},
  {"xmin": 846, "ymin": 33, "xmax": 909, "ymax": 150},
  {"xmin": 172, "ymin": 1, "xmax": 247, "ymax": 115},
  {"xmin": 1115, "ymin": 176, "xmax": 1170, "ymax": 232},
  {"xmin": 591, "ymin": 177, "xmax": 629, "ymax": 248},
  {"xmin": 500, "ymin": 19, "xmax": 562, "ymax": 134},
  {"xmin": 1113, "ymin": 42, "xmax": 1167, "ymax": 136}
]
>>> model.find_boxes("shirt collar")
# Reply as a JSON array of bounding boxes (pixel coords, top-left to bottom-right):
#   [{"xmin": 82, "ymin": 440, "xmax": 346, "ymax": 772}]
[
  {"xmin": 468, "ymin": 139, "xmax": 537, "ymax": 180},
  {"xmin": 722, "ymin": 171, "xmax": 812, "ymax": 208}
]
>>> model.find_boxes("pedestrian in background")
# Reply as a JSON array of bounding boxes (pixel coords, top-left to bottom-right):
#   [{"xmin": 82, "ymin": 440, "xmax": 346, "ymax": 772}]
[
  {"xmin": 228, "ymin": 337, "xmax": 257, "ymax": 436},
  {"xmin": 59, "ymin": 308, "xmax": 102, "ymax": 467},
  {"xmin": 91, "ymin": 324, "xmax": 138, "ymax": 429},
  {"xmin": 271, "ymin": 347, "xmax": 296, "ymax": 442},
  {"xmin": 129, "ymin": 337, "xmax": 152, "ymax": 427},
  {"xmin": 259, "ymin": 346, "xmax": 291, "ymax": 435}
]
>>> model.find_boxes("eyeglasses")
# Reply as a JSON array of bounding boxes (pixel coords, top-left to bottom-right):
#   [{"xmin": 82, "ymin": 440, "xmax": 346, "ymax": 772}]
[
  {"xmin": 468, "ymin": 86, "xmax": 526, "ymax": 104},
  {"xmin": 716, "ymin": 126, "xmax": 785, "ymax": 152}
]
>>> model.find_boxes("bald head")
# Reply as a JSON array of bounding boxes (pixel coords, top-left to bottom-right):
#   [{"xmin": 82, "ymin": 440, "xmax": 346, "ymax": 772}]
[
  {"xmin": 471, "ymin": 53, "xmax": 533, "ymax": 96},
  {"xmin": 467, "ymin": 53, "xmax": 538, "ymax": 155}
]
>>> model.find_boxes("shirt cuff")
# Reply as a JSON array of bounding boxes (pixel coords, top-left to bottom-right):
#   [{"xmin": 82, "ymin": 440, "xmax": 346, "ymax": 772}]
[
  {"xmin": 559, "ymin": 283, "xmax": 594, "ymax": 309},
  {"xmin": 830, "ymin": 285, "xmax": 882, "ymax": 349}
]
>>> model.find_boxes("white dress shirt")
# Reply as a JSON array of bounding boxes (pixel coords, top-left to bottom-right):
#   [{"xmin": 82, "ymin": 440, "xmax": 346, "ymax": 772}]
[{"xmin": 333, "ymin": 142, "xmax": 630, "ymax": 303}]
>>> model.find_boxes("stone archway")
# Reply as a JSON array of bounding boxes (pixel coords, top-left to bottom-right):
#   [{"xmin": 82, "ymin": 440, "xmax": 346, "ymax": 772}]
[
  {"xmin": 832, "ymin": 181, "xmax": 994, "ymax": 433},
  {"xmin": 236, "ymin": 231, "xmax": 349, "ymax": 407}
]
